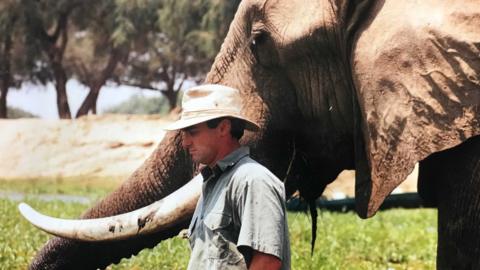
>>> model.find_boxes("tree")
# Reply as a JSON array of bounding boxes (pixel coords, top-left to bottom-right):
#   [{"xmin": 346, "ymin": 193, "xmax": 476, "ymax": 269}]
[
  {"xmin": 0, "ymin": 3, "xmax": 16, "ymax": 118},
  {"xmin": 21, "ymin": 0, "xmax": 83, "ymax": 119},
  {"xmin": 68, "ymin": 0, "xmax": 132, "ymax": 118},
  {"xmin": 120, "ymin": 0, "xmax": 241, "ymax": 112},
  {"xmin": 0, "ymin": 1, "xmax": 24, "ymax": 118},
  {"xmin": 6, "ymin": 0, "xmax": 242, "ymax": 118},
  {"xmin": 200, "ymin": 0, "xmax": 242, "ymax": 58}
]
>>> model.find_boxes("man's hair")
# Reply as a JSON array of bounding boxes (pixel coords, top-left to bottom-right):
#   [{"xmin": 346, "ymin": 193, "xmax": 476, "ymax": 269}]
[{"xmin": 206, "ymin": 117, "xmax": 245, "ymax": 140}]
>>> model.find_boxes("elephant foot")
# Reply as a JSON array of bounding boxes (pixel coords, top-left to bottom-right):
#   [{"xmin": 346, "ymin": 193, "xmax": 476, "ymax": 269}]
[{"xmin": 422, "ymin": 136, "xmax": 480, "ymax": 269}]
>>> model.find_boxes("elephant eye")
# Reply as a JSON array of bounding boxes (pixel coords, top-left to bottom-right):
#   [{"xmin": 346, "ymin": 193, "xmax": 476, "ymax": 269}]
[
  {"xmin": 250, "ymin": 30, "xmax": 278, "ymax": 67},
  {"xmin": 252, "ymin": 31, "xmax": 267, "ymax": 46}
]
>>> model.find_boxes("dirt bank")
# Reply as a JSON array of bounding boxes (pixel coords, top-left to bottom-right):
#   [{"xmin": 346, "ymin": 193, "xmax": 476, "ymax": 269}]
[
  {"xmin": 0, "ymin": 114, "xmax": 171, "ymax": 179},
  {"xmin": 0, "ymin": 114, "xmax": 417, "ymax": 197}
]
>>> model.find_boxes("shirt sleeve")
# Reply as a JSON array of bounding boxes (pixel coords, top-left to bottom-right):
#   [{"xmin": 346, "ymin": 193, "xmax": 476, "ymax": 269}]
[{"xmin": 231, "ymin": 166, "xmax": 287, "ymax": 260}]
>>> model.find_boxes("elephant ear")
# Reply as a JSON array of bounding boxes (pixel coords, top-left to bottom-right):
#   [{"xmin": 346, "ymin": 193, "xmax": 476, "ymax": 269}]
[{"xmin": 351, "ymin": 0, "xmax": 480, "ymax": 218}]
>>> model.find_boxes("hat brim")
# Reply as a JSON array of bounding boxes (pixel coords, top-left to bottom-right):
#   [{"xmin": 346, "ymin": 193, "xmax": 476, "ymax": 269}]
[{"xmin": 164, "ymin": 114, "xmax": 260, "ymax": 132}]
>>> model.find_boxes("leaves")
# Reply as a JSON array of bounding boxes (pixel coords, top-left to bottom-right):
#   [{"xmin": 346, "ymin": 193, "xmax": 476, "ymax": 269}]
[{"xmin": 1, "ymin": 0, "xmax": 242, "ymax": 116}]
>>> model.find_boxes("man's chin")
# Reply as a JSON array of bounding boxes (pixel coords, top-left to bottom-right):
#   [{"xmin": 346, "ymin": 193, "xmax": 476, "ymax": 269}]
[{"xmin": 190, "ymin": 156, "xmax": 203, "ymax": 164}]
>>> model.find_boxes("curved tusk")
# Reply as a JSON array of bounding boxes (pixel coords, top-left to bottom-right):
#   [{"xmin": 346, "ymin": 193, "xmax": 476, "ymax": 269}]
[{"xmin": 18, "ymin": 174, "xmax": 202, "ymax": 242}]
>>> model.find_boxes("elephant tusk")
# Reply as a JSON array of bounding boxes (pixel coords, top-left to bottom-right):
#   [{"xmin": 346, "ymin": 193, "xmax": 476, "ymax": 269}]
[{"xmin": 18, "ymin": 174, "xmax": 202, "ymax": 241}]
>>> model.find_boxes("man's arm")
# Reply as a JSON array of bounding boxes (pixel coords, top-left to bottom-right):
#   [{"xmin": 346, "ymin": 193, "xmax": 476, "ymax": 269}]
[{"xmin": 249, "ymin": 250, "xmax": 282, "ymax": 270}]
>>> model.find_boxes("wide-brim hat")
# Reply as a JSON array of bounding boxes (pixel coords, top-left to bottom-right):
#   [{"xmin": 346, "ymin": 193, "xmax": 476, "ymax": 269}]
[{"xmin": 164, "ymin": 84, "xmax": 260, "ymax": 131}]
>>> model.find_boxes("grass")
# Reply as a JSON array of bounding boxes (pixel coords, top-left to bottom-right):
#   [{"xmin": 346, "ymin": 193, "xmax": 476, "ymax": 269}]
[
  {"xmin": 0, "ymin": 178, "xmax": 437, "ymax": 269},
  {"xmin": 0, "ymin": 176, "xmax": 121, "ymax": 201},
  {"xmin": 288, "ymin": 209, "xmax": 436, "ymax": 269}
]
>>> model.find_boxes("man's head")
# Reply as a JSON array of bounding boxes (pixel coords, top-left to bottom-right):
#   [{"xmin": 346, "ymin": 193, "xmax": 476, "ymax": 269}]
[
  {"xmin": 205, "ymin": 117, "xmax": 246, "ymax": 140},
  {"xmin": 165, "ymin": 84, "xmax": 259, "ymax": 167},
  {"xmin": 180, "ymin": 118, "xmax": 238, "ymax": 166}
]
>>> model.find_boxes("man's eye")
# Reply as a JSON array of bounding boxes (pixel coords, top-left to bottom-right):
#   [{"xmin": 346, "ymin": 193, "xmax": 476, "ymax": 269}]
[{"xmin": 188, "ymin": 130, "xmax": 198, "ymax": 136}]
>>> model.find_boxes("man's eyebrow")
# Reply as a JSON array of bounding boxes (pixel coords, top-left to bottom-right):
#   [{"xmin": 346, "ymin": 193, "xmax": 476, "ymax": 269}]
[{"xmin": 183, "ymin": 126, "xmax": 197, "ymax": 132}]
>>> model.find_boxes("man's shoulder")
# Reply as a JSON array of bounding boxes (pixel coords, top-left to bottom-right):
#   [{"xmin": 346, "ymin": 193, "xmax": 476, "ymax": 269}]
[
  {"xmin": 229, "ymin": 157, "xmax": 283, "ymax": 189},
  {"xmin": 233, "ymin": 156, "xmax": 270, "ymax": 177}
]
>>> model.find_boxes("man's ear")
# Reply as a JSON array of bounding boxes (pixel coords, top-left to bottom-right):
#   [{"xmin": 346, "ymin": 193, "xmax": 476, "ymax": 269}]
[{"xmin": 218, "ymin": 118, "xmax": 232, "ymax": 137}]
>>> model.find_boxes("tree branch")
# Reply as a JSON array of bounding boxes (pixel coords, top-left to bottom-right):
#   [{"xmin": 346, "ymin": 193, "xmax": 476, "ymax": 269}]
[
  {"xmin": 50, "ymin": 1, "xmax": 80, "ymax": 42},
  {"xmin": 175, "ymin": 73, "xmax": 188, "ymax": 92},
  {"xmin": 120, "ymin": 82, "xmax": 158, "ymax": 91}
]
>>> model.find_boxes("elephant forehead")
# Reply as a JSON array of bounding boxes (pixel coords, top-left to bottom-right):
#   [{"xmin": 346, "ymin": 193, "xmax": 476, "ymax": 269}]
[{"xmin": 263, "ymin": 0, "xmax": 338, "ymax": 45}]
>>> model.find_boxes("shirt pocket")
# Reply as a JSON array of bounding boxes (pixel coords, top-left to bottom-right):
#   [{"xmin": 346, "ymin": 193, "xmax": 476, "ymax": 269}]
[
  {"xmin": 203, "ymin": 212, "xmax": 245, "ymax": 267},
  {"xmin": 203, "ymin": 212, "xmax": 231, "ymax": 231}
]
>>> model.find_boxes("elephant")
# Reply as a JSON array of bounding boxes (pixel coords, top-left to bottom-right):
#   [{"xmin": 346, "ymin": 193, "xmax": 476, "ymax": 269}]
[{"xmin": 22, "ymin": 0, "xmax": 480, "ymax": 269}]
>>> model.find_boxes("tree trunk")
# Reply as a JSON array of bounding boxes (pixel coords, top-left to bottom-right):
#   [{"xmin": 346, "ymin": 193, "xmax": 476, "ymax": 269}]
[
  {"xmin": 52, "ymin": 62, "xmax": 71, "ymax": 119},
  {"xmin": 75, "ymin": 49, "xmax": 122, "ymax": 118},
  {"xmin": 419, "ymin": 135, "xmax": 480, "ymax": 269},
  {"xmin": 24, "ymin": 3, "xmax": 73, "ymax": 119},
  {"xmin": 75, "ymin": 86, "xmax": 100, "ymax": 118},
  {"xmin": 0, "ymin": 16, "xmax": 14, "ymax": 119},
  {"xmin": 0, "ymin": 86, "xmax": 7, "ymax": 119},
  {"xmin": 0, "ymin": 56, "xmax": 9, "ymax": 118},
  {"xmin": 162, "ymin": 77, "xmax": 178, "ymax": 112},
  {"xmin": 164, "ymin": 88, "xmax": 178, "ymax": 112}
]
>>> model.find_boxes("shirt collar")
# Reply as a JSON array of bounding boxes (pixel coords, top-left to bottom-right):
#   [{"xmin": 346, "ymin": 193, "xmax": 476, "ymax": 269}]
[
  {"xmin": 200, "ymin": 146, "xmax": 250, "ymax": 181},
  {"xmin": 216, "ymin": 146, "xmax": 250, "ymax": 171}
]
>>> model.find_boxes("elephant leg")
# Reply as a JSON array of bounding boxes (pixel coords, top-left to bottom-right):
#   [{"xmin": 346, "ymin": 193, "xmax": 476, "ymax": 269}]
[{"xmin": 419, "ymin": 135, "xmax": 480, "ymax": 269}]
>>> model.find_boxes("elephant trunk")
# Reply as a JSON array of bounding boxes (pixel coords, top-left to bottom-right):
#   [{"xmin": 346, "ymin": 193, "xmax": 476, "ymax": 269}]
[
  {"xmin": 28, "ymin": 132, "xmax": 196, "ymax": 270},
  {"xmin": 19, "ymin": 174, "xmax": 201, "ymax": 242}
]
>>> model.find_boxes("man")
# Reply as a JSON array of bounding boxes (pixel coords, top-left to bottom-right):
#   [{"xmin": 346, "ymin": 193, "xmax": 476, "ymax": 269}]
[{"xmin": 165, "ymin": 84, "xmax": 290, "ymax": 269}]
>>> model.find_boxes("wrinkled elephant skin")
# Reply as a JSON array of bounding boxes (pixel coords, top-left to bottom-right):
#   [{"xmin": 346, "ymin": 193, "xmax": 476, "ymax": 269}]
[{"xmin": 29, "ymin": 0, "xmax": 480, "ymax": 269}]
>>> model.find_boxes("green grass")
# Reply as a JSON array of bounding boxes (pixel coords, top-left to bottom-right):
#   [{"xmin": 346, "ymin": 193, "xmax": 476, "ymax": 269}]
[
  {"xmin": 0, "ymin": 179, "xmax": 437, "ymax": 269},
  {"xmin": 0, "ymin": 176, "xmax": 121, "ymax": 201},
  {"xmin": 288, "ymin": 210, "xmax": 436, "ymax": 269}
]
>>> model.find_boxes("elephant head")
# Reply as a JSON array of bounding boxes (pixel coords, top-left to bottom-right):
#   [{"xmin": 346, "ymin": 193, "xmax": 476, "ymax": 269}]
[{"xmin": 24, "ymin": 0, "xmax": 480, "ymax": 269}]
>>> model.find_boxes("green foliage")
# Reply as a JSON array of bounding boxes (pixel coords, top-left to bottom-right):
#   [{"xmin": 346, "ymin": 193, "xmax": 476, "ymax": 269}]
[
  {"xmin": 119, "ymin": 0, "xmax": 242, "ymax": 110},
  {"xmin": 200, "ymin": 0, "xmax": 242, "ymax": 57},
  {"xmin": 6, "ymin": 106, "xmax": 38, "ymax": 119},
  {"xmin": 112, "ymin": 0, "xmax": 158, "ymax": 48},
  {"xmin": 104, "ymin": 94, "xmax": 171, "ymax": 115},
  {"xmin": 156, "ymin": 0, "xmax": 210, "ymax": 62},
  {"xmin": 0, "ymin": 1, "xmax": 32, "ymax": 86},
  {"xmin": 1, "ymin": 1, "xmax": 242, "ymax": 114},
  {"xmin": 20, "ymin": 0, "xmax": 80, "ymax": 84},
  {"xmin": 0, "ymin": 177, "xmax": 437, "ymax": 269}
]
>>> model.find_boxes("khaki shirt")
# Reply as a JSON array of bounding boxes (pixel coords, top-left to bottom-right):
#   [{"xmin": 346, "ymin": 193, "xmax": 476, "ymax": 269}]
[{"xmin": 187, "ymin": 147, "xmax": 290, "ymax": 270}]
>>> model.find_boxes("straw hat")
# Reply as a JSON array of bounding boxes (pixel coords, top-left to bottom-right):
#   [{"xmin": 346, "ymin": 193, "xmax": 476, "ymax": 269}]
[{"xmin": 164, "ymin": 84, "xmax": 260, "ymax": 131}]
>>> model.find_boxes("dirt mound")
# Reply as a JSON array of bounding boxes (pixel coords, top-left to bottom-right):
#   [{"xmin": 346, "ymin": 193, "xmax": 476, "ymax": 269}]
[
  {"xmin": 0, "ymin": 114, "xmax": 172, "ymax": 179},
  {"xmin": 0, "ymin": 114, "xmax": 417, "ymax": 197}
]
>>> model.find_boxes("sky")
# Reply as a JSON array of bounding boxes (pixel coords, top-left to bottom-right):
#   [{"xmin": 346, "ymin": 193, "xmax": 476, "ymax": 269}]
[{"xmin": 7, "ymin": 80, "xmax": 170, "ymax": 119}]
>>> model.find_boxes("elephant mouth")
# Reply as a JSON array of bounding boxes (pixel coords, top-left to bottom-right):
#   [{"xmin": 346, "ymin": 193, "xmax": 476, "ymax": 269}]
[{"xmin": 18, "ymin": 175, "xmax": 202, "ymax": 241}]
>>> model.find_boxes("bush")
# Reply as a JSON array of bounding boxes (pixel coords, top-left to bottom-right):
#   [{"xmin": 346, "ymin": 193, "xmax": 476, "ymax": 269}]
[
  {"xmin": 7, "ymin": 107, "xmax": 38, "ymax": 119},
  {"xmin": 104, "ymin": 95, "xmax": 172, "ymax": 115}
]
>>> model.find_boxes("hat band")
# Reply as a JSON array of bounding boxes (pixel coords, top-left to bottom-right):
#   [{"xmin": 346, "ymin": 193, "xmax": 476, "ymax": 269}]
[{"xmin": 181, "ymin": 109, "xmax": 242, "ymax": 119}]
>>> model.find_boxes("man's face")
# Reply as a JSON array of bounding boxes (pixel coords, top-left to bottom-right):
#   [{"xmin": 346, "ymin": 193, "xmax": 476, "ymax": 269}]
[{"xmin": 181, "ymin": 122, "xmax": 222, "ymax": 167}]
